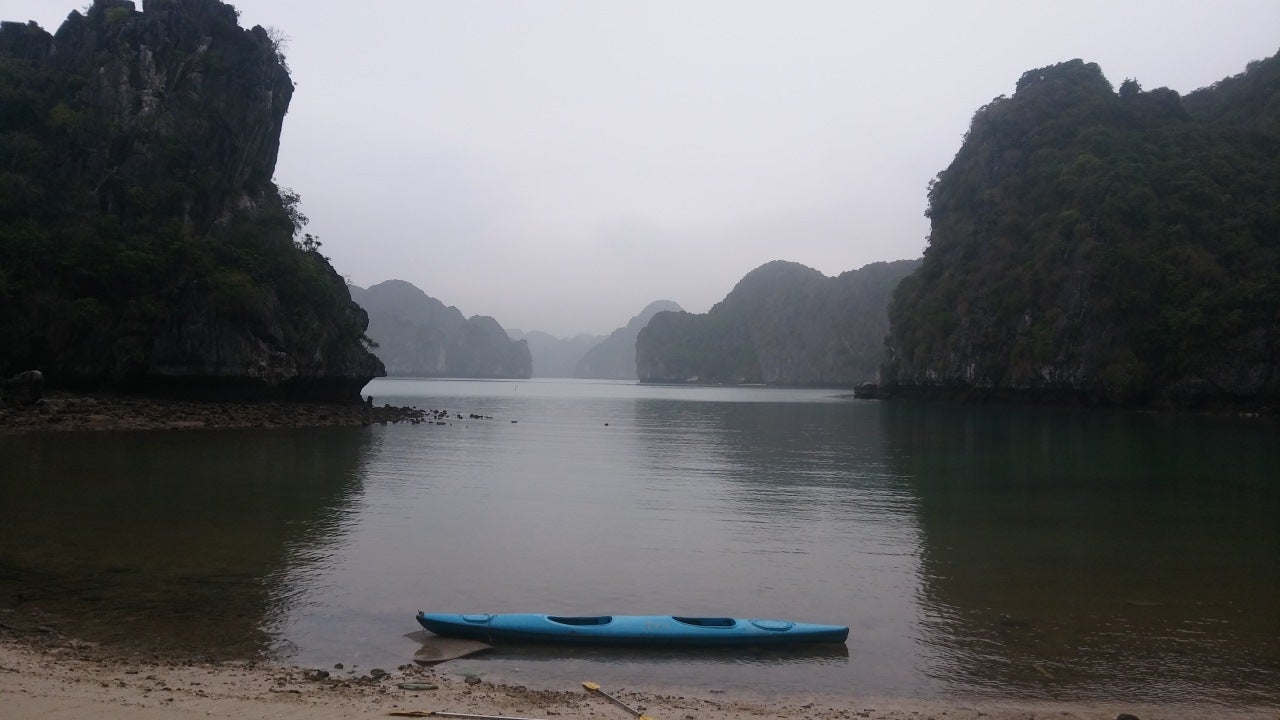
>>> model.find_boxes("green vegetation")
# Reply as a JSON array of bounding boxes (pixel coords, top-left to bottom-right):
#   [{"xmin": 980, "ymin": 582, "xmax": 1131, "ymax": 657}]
[
  {"xmin": 886, "ymin": 54, "xmax": 1280, "ymax": 407},
  {"xmin": 0, "ymin": 1, "xmax": 378, "ymax": 395},
  {"xmin": 639, "ymin": 309, "xmax": 756, "ymax": 383},
  {"xmin": 637, "ymin": 260, "xmax": 920, "ymax": 386}
]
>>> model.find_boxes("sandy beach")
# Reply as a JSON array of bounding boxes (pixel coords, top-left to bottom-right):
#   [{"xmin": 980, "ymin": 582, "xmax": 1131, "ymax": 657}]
[{"xmin": 2, "ymin": 633, "xmax": 1275, "ymax": 720}]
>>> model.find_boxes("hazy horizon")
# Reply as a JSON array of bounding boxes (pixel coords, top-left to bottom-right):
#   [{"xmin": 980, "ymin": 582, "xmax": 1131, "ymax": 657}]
[{"xmin": 7, "ymin": 1, "xmax": 1279, "ymax": 337}]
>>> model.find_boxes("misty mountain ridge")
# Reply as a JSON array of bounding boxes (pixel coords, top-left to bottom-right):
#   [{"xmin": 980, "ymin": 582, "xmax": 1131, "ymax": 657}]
[
  {"xmin": 350, "ymin": 280, "xmax": 530, "ymax": 379},
  {"xmin": 506, "ymin": 329, "xmax": 605, "ymax": 378},
  {"xmin": 637, "ymin": 260, "xmax": 920, "ymax": 386},
  {"xmin": 574, "ymin": 300, "xmax": 684, "ymax": 380}
]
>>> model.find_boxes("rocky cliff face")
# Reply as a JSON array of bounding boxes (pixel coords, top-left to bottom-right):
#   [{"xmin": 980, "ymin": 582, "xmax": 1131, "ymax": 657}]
[
  {"xmin": 574, "ymin": 300, "xmax": 682, "ymax": 380},
  {"xmin": 147, "ymin": 257, "xmax": 382, "ymax": 400},
  {"xmin": 351, "ymin": 281, "xmax": 531, "ymax": 379},
  {"xmin": 48, "ymin": 0, "xmax": 291, "ymax": 234},
  {"xmin": 637, "ymin": 260, "xmax": 919, "ymax": 386},
  {"xmin": 883, "ymin": 56, "xmax": 1280, "ymax": 410},
  {"xmin": 0, "ymin": 0, "xmax": 383, "ymax": 400}
]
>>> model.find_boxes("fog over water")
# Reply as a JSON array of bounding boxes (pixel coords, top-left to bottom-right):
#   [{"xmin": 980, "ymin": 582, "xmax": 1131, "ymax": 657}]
[{"xmin": 6, "ymin": 1, "xmax": 1279, "ymax": 335}]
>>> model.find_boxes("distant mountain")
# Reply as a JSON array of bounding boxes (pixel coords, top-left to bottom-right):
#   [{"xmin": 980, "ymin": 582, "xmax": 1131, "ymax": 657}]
[
  {"xmin": 350, "ymin": 280, "xmax": 530, "ymax": 378},
  {"xmin": 574, "ymin": 300, "xmax": 684, "ymax": 380},
  {"xmin": 507, "ymin": 329, "xmax": 604, "ymax": 378},
  {"xmin": 637, "ymin": 260, "xmax": 919, "ymax": 386},
  {"xmin": 884, "ymin": 54, "xmax": 1280, "ymax": 409}
]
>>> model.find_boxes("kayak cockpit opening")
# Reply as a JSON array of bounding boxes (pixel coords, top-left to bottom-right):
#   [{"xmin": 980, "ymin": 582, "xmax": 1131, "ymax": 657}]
[
  {"xmin": 673, "ymin": 617, "xmax": 737, "ymax": 628},
  {"xmin": 547, "ymin": 615, "xmax": 613, "ymax": 626},
  {"xmin": 748, "ymin": 619, "xmax": 796, "ymax": 632}
]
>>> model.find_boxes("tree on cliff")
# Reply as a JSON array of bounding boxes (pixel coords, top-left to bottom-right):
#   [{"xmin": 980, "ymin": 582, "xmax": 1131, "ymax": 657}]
[
  {"xmin": 0, "ymin": 0, "xmax": 382, "ymax": 399},
  {"xmin": 884, "ymin": 54, "xmax": 1280, "ymax": 409}
]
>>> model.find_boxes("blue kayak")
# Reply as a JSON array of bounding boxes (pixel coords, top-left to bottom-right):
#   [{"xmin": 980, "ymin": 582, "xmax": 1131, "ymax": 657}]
[{"xmin": 415, "ymin": 612, "xmax": 849, "ymax": 646}]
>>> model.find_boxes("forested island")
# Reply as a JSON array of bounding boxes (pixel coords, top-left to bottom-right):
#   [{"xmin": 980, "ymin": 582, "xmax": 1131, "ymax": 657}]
[
  {"xmin": 0, "ymin": 0, "xmax": 381, "ymax": 401},
  {"xmin": 883, "ymin": 55, "xmax": 1279, "ymax": 410},
  {"xmin": 638, "ymin": 260, "xmax": 919, "ymax": 386},
  {"xmin": 2, "ymin": 0, "xmax": 1274, "ymax": 412}
]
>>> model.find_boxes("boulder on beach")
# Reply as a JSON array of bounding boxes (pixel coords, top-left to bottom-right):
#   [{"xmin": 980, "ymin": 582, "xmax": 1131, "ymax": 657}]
[{"xmin": 1, "ymin": 370, "xmax": 44, "ymax": 406}]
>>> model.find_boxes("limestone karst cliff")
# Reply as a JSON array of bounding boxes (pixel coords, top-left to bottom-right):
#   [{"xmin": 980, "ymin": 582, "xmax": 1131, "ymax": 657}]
[
  {"xmin": 883, "ymin": 55, "xmax": 1280, "ymax": 409},
  {"xmin": 0, "ymin": 0, "xmax": 382, "ymax": 399},
  {"xmin": 574, "ymin": 300, "xmax": 682, "ymax": 380},
  {"xmin": 350, "ymin": 280, "xmax": 531, "ymax": 379},
  {"xmin": 637, "ymin": 260, "xmax": 919, "ymax": 386}
]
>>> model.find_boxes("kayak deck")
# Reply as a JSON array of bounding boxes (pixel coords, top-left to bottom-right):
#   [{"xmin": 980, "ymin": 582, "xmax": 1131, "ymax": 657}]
[{"xmin": 416, "ymin": 612, "xmax": 849, "ymax": 646}]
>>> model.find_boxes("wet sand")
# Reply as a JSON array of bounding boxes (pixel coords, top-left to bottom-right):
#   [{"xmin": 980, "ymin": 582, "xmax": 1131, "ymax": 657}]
[{"xmin": 2, "ymin": 634, "xmax": 1275, "ymax": 720}]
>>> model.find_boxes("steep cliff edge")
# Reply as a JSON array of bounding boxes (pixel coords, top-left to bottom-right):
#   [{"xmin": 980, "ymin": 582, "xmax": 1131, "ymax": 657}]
[
  {"xmin": 574, "ymin": 300, "xmax": 682, "ymax": 380},
  {"xmin": 350, "ymin": 280, "xmax": 531, "ymax": 379},
  {"xmin": 0, "ymin": 0, "xmax": 382, "ymax": 400},
  {"xmin": 883, "ymin": 55, "xmax": 1280, "ymax": 410},
  {"xmin": 637, "ymin": 260, "xmax": 920, "ymax": 386}
]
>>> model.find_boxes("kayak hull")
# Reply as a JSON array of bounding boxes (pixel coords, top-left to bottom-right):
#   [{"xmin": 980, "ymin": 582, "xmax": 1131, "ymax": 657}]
[{"xmin": 415, "ymin": 612, "xmax": 849, "ymax": 646}]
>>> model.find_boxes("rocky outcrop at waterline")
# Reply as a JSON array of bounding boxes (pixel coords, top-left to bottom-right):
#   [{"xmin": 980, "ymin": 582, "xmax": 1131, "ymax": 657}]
[
  {"xmin": 0, "ymin": 392, "xmax": 426, "ymax": 434},
  {"xmin": 1, "ymin": 371, "xmax": 45, "ymax": 406}
]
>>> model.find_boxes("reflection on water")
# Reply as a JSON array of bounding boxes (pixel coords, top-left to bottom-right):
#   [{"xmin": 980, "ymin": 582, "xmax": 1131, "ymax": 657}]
[
  {"xmin": 0, "ymin": 427, "xmax": 374, "ymax": 659},
  {"xmin": 0, "ymin": 380, "xmax": 1276, "ymax": 707},
  {"xmin": 881, "ymin": 401, "xmax": 1280, "ymax": 705},
  {"xmin": 622, "ymin": 397, "xmax": 924, "ymax": 692},
  {"xmin": 430, "ymin": 634, "xmax": 851, "ymax": 667}
]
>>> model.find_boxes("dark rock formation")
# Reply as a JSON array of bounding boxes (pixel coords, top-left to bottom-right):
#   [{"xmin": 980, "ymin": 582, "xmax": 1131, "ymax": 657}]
[
  {"xmin": 0, "ymin": 0, "xmax": 383, "ymax": 400},
  {"xmin": 574, "ymin": 300, "xmax": 682, "ymax": 380},
  {"xmin": 0, "ymin": 391, "xmax": 425, "ymax": 434},
  {"xmin": 507, "ymin": 329, "xmax": 604, "ymax": 378},
  {"xmin": 852, "ymin": 381, "xmax": 878, "ymax": 399},
  {"xmin": 1, "ymin": 370, "xmax": 45, "ymax": 406},
  {"xmin": 45, "ymin": 0, "xmax": 290, "ymax": 234},
  {"xmin": 883, "ymin": 55, "xmax": 1280, "ymax": 410},
  {"xmin": 350, "ymin": 280, "xmax": 531, "ymax": 379},
  {"xmin": 637, "ymin": 260, "xmax": 919, "ymax": 386},
  {"xmin": 145, "ymin": 260, "xmax": 382, "ymax": 400}
]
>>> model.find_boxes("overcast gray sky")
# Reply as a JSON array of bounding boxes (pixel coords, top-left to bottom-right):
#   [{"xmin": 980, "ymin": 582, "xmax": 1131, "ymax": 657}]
[{"xmin": 9, "ymin": 1, "xmax": 1280, "ymax": 336}]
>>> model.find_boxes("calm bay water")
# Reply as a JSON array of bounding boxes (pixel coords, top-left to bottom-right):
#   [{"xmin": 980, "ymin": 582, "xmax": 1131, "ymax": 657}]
[{"xmin": 1, "ymin": 378, "xmax": 1277, "ymax": 706}]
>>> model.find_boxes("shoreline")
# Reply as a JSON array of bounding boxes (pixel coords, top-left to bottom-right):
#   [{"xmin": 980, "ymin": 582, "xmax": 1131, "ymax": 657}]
[
  {"xmin": 1, "ymin": 635, "xmax": 1275, "ymax": 720},
  {"xmin": 0, "ymin": 391, "xmax": 426, "ymax": 434},
  {"xmin": 4, "ymin": 391, "xmax": 1276, "ymax": 719}
]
